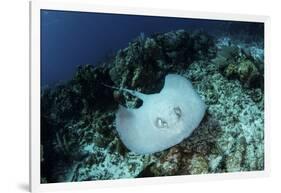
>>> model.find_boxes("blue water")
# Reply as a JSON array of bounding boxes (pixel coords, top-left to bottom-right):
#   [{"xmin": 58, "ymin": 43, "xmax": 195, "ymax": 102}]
[{"xmin": 41, "ymin": 10, "xmax": 263, "ymax": 87}]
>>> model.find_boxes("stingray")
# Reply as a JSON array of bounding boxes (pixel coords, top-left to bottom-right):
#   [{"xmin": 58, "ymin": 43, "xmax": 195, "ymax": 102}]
[{"xmin": 115, "ymin": 74, "xmax": 206, "ymax": 154}]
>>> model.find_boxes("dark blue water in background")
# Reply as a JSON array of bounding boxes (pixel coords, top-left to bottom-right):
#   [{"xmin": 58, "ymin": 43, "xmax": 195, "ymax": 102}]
[{"xmin": 41, "ymin": 10, "xmax": 263, "ymax": 87}]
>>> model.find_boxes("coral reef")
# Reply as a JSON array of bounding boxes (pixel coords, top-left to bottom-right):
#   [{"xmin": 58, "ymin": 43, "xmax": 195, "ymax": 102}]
[
  {"xmin": 109, "ymin": 30, "xmax": 216, "ymax": 101},
  {"xmin": 41, "ymin": 29, "xmax": 264, "ymax": 183},
  {"xmin": 213, "ymin": 43, "xmax": 264, "ymax": 89}
]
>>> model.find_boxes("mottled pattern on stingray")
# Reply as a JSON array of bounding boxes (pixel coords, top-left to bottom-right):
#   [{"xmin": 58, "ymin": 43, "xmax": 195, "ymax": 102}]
[{"xmin": 116, "ymin": 74, "xmax": 206, "ymax": 154}]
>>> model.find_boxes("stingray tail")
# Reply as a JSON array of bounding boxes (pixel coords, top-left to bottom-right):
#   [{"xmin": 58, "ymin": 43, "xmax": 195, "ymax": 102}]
[{"xmin": 101, "ymin": 83, "xmax": 147, "ymax": 101}]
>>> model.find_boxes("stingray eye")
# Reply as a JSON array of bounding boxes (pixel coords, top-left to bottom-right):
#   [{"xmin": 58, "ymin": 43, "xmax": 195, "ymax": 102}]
[
  {"xmin": 155, "ymin": 117, "xmax": 168, "ymax": 128},
  {"xmin": 174, "ymin": 106, "xmax": 182, "ymax": 119}
]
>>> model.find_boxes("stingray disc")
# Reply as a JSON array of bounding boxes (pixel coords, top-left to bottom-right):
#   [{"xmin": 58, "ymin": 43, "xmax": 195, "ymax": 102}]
[{"xmin": 116, "ymin": 74, "xmax": 206, "ymax": 154}]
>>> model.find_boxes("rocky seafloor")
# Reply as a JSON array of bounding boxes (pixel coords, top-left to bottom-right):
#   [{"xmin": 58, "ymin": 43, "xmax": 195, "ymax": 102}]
[{"xmin": 40, "ymin": 29, "xmax": 264, "ymax": 183}]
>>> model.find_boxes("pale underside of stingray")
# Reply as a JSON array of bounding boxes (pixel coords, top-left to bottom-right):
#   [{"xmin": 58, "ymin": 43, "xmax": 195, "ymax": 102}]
[{"xmin": 115, "ymin": 74, "xmax": 206, "ymax": 154}]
